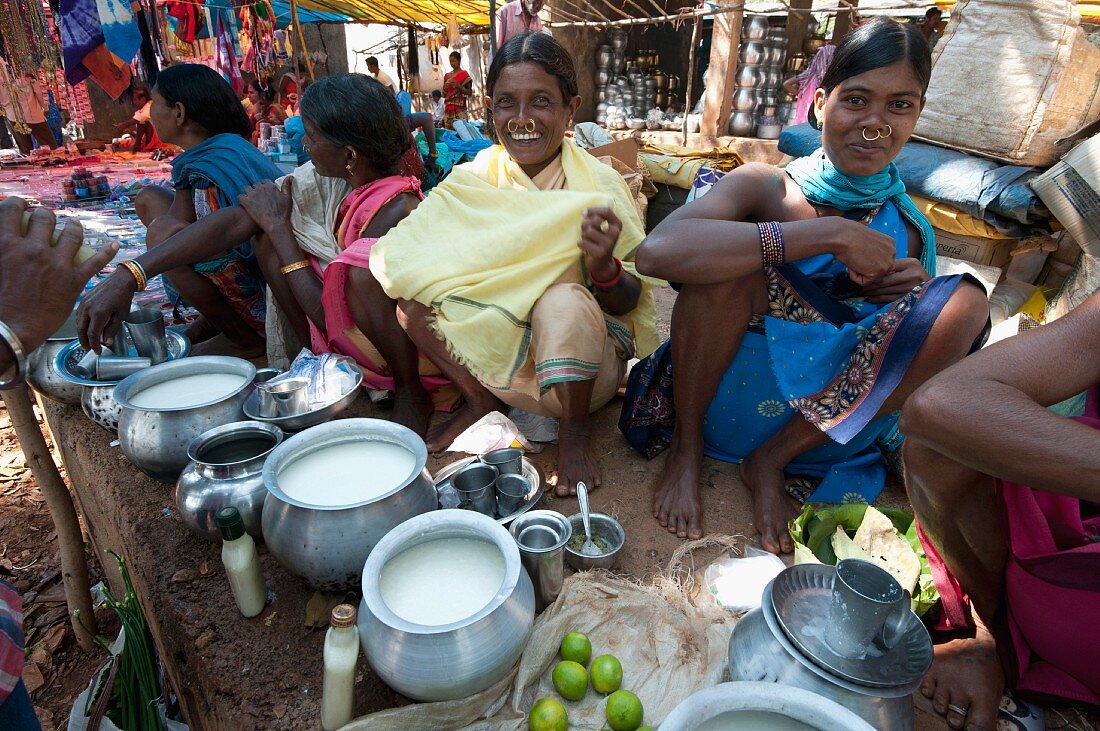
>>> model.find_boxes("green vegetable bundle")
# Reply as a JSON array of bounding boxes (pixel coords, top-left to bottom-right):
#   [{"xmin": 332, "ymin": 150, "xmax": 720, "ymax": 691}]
[{"xmin": 788, "ymin": 503, "xmax": 939, "ymax": 616}]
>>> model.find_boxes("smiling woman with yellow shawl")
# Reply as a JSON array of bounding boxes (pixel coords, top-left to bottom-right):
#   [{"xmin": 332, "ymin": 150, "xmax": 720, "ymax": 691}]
[{"xmin": 366, "ymin": 33, "xmax": 661, "ymax": 494}]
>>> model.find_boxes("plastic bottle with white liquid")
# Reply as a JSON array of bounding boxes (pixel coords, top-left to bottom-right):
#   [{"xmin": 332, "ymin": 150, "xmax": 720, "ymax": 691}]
[
  {"xmin": 216, "ymin": 507, "xmax": 267, "ymax": 618},
  {"xmin": 322, "ymin": 603, "xmax": 360, "ymax": 730}
]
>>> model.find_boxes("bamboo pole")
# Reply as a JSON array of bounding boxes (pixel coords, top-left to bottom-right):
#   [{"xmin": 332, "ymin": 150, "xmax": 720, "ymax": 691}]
[
  {"xmin": 682, "ymin": 12, "xmax": 702, "ymax": 147},
  {"xmin": 289, "ymin": 0, "xmax": 316, "ymax": 81},
  {"xmin": 2, "ymin": 386, "xmax": 97, "ymax": 650}
]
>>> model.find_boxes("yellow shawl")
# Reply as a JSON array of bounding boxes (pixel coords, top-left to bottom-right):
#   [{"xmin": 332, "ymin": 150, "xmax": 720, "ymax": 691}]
[{"xmin": 369, "ymin": 138, "xmax": 662, "ymax": 391}]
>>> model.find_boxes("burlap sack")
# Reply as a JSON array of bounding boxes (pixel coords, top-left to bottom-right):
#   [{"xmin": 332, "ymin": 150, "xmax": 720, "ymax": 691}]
[
  {"xmin": 913, "ymin": 0, "xmax": 1100, "ymax": 167},
  {"xmin": 344, "ymin": 538, "xmax": 740, "ymax": 731}
]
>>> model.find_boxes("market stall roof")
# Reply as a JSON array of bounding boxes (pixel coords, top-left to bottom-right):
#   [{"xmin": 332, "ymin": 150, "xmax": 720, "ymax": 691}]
[
  {"xmin": 293, "ymin": 0, "xmax": 491, "ymax": 26},
  {"xmin": 271, "ymin": 0, "xmax": 352, "ymax": 24}
]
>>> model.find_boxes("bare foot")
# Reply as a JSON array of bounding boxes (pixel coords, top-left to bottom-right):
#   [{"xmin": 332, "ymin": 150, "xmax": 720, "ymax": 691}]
[
  {"xmin": 391, "ymin": 392, "xmax": 433, "ymax": 438},
  {"xmin": 554, "ymin": 425, "xmax": 601, "ymax": 496},
  {"xmin": 651, "ymin": 439, "xmax": 704, "ymax": 540},
  {"xmin": 919, "ymin": 624, "xmax": 1004, "ymax": 731},
  {"xmin": 425, "ymin": 393, "xmax": 502, "ymax": 452},
  {"xmin": 182, "ymin": 315, "xmax": 218, "ymax": 345},
  {"xmin": 190, "ymin": 332, "xmax": 266, "ymax": 360},
  {"xmin": 740, "ymin": 450, "xmax": 800, "ymax": 554}
]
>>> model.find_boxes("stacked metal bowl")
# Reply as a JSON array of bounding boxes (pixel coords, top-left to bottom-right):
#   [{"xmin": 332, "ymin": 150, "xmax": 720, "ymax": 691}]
[{"xmin": 729, "ymin": 18, "xmax": 795, "ymax": 138}]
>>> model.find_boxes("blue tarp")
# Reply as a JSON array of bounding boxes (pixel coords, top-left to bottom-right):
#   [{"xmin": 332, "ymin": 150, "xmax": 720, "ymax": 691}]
[
  {"xmin": 778, "ymin": 125, "xmax": 1049, "ymax": 236},
  {"xmin": 269, "ymin": 2, "xmax": 351, "ymax": 26}
]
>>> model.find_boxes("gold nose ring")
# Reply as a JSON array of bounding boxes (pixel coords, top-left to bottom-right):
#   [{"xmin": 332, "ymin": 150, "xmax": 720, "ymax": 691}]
[{"xmin": 861, "ymin": 127, "xmax": 882, "ymax": 141}]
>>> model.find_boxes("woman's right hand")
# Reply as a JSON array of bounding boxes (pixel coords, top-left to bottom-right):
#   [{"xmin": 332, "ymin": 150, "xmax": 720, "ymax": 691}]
[
  {"xmin": 828, "ymin": 217, "xmax": 897, "ymax": 286},
  {"xmin": 238, "ymin": 178, "xmax": 293, "ymax": 233},
  {"xmin": 77, "ymin": 270, "xmax": 138, "ymax": 353}
]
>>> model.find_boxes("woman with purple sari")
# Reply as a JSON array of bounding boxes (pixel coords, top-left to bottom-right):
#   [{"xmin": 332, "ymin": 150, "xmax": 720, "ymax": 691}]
[{"xmin": 620, "ymin": 18, "xmax": 990, "ymax": 552}]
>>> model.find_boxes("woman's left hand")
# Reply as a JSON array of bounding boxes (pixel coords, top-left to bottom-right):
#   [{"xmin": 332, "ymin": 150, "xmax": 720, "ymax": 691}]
[
  {"xmin": 238, "ymin": 178, "xmax": 293, "ymax": 233},
  {"xmin": 860, "ymin": 257, "xmax": 930, "ymax": 303},
  {"xmin": 579, "ymin": 207, "xmax": 622, "ymax": 282}
]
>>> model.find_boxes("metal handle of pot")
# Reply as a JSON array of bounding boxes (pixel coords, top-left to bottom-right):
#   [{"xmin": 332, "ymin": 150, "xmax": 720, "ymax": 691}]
[{"xmin": 879, "ymin": 589, "xmax": 912, "ymax": 650}]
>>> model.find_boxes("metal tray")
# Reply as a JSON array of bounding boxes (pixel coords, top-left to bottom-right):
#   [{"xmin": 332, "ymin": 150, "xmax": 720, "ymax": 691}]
[
  {"xmin": 54, "ymin": 330, "xmax": 191, "ymax": 387},
  {"xmin": 242, "ymin": 368, "xmax": 363, "ymax": 432},
  {"xmin": 770, "ymin": 563, "xmax": 932, "ymax": 688},
  {"xmin": 432, "ymin": 455, "xmax": 543, "ymax": 525}
]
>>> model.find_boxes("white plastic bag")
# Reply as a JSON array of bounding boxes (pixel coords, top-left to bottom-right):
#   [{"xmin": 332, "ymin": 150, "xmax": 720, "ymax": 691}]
[
  {"xmin": 703, "ymin": 546, "xmax": 787, "ymax": 612},
  {"xmin": 446, "ymin": 411, "xmax": 533, "ymax": 454}
]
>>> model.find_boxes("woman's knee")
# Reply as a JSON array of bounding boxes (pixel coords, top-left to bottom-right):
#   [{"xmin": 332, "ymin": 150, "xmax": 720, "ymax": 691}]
[
  {"xmin": 532, "ymin": 283, "xmax": 603, "ymax": 330},
  {"xmin": 946, "ymin": 281, "xmax": 991, "ymax": 346},
  {"xmin": 676, "ymin": 269, "xmax": 769, "ymax": 318}
]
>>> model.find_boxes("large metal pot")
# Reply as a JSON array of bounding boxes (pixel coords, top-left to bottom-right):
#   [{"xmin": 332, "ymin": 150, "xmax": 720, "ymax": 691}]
[
  {"xmin": 596, "ymin": 45, "xmax": 612, "ymax": 68},
  {"xmin": 739, "ymin": 41, "xmax": 766, "ymax": 67},
  {"xmin": 595, "ymin": 69, "xmax": 611, "ymax": 87},
  {"xmin": 660, "ymin": 682, "xmax": 874, "ymax": 731},
  {"xmin": 82, "ymin": 385, "xmax": 122, "ymax": 432},
  {"xmin": 732, "ymin": 88, "xmax": 758, "ymax": 112},
  {"xmin": 262, "ymin": 418, "xmax": 437, "ymax": 590},
  {"xmin": 27, "ymin": 312, "xmax": 81, "ymax": 404},
  {"xmin": 741, "ymin": 15, "xmax": 769, "ymax": 40},
  {"xmin": 728, "ymin": 603, "xmax": 916, "ymax": 730},
  {"xmin": 358, "ymin": 510, "xmax": 534, "ymax": 701},
  {"xmin": 114, "ymin": 356, "xmax": 255, "ymax": 481},
  {"xmin": 175, "ymin": 421, "xmax": 283, "ymax": 540},
  {"xmin": 734, "ymin": 65, "xmax": 763, "ymax": 88},
  {"xmin": 729, "ymin": 111, "xmax": 756, "ymax": 137}
]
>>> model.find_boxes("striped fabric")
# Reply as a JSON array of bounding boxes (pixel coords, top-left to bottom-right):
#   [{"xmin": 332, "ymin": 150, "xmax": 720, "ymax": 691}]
[
  {"xmin": 0, "ymin": 581, "xmax": 24, "ymax": 703},
  {"xmin": 535, "ymin": 357, "xmax": 601, "ymax": 391}
]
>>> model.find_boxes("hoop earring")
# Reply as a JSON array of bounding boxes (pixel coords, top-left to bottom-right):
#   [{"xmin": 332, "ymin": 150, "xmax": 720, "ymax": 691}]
[
  {"xmin": 346, "ymin": 151, "xmax": 356, "ymax": 175},
  {"xmin": 861, "ymin": 127, "xmax": 882, "ymax": 142}
]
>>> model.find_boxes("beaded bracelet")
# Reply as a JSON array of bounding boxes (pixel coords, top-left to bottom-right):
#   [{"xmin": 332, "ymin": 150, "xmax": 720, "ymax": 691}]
[
  {"xmin": 119, "ymin": 259, "xmax": 148, "ymax": 291},
  {"xmin": 757, "ymin": 221, "xmax": 786, "ymax": 269},
  {"xmin": 0, "ymin": 320, "xmax": 28, "ymax": 389},
  {"xmin": 591, "ymin": 257, "xmax": 624, "ymax": 289}
]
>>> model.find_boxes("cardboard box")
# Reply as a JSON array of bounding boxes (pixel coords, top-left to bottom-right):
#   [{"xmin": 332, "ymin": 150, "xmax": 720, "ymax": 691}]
[
  {"xmin": 933, "ymin": 228, "xmax": 1017, "ymax": 268},
  {"xmin": 586, "ymin": 137, "xmax": 640, "ymax": 168},
  {"xmin": 1030, "ymin": 133, "xmax": 1100, "ymax": 257}
]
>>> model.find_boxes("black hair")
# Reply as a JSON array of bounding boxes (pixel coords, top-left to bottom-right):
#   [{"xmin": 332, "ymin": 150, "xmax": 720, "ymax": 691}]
[
  {"xmin": 244, "ymin": 77, "xmax": 275, "ymax": 101},
  {"xmin": 924, "ymin": 7, "xmax": 942, "ymax": 20},
  {"xmin": 449, "ymin": 50, "xmax": 461, "ymax": 62},
  {"xmin": 431, "ymin": 89, "xmax": 442, "ymax": 99},
  {"xmin": 819, "ymin": 17, "xmax": 932, "ymax": 96},
  {"xmin": 299, "ymin": 73, "xmax": 411, "ymax": 176},
  {"xmin": 366, "ymin": 56, "xmax": 379, "ymax": 67},
  {"xmin": 486, "ymin": 32, "xmax": 578, "ymax": 103},
  {"xmin": 154, "ymin": 64, "xmax": 252, "ymax": 138}
]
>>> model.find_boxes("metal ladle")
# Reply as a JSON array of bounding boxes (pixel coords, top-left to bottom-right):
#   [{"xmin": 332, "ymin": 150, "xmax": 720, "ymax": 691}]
[{"xmin": 576, "ymin": 481, "xmax": 600, "ymax": 556}]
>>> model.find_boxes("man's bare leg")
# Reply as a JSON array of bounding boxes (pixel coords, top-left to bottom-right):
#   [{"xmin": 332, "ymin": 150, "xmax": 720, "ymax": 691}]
[
  {"xmin": 553, "ymin": 378, "xmax": 599, "ymax": 496},
  {"xmin": 905, "ymin": 438, "xmax": 1006, "ymax": 731}
]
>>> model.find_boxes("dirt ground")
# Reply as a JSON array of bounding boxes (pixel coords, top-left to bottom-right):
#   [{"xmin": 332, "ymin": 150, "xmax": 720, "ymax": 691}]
[{"xmin": 7, "ymin": 284, "xmax": 1094, "ymax": 730}]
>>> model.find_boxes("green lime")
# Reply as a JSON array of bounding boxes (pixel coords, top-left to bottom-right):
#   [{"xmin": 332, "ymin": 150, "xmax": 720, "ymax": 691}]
[
  {"xmin": 589, "ymin": 654, "xmax": 623, "ymax": 695},
  {"xmin": 552, "ymin": 660, "xmax": 588, "ymax": 701},
  {"xmin": 560, "ymin": 631, "xmax": 593, "ymax": 666},
  {"xmin": 529, "ymin": 697, "xmax": 569, "ymax": 731},
  {"xmin": 605, "ymin": 689, "xmax": 644, "ymax": 731}
]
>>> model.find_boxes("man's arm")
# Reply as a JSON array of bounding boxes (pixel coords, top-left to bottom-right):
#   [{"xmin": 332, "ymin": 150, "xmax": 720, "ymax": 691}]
[{"xmin": 901, "ymin": 291, "xmax": 1100, "ymax": 498}]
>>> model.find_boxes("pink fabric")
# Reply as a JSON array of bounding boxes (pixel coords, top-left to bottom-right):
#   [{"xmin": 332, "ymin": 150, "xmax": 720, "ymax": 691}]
[
  {"xmin": 919, "ymin": 387, "xmax": 1100, "ymax": 704},
  {"xmin": 793, "ymin": 45, "xmax": 835, "ymax": 126},
  {"xmin": 309, "ymin": 176, "xmax": 454, "ymax": 404}
]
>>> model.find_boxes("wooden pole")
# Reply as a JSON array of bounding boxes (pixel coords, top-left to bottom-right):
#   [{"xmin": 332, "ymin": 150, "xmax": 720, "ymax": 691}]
[
  {"xmin": 289, "ymin": 0, "xmax": 316, "ymax": 81},
  {"xmin": 2, "ymin": 386, "xmax": 97, "ymax": 650},
  {"xmin": 700, "ymin": 5, "xmax": 744, "ymax": 137},
  {"xmin": 832, "ymin": 0, "xmax": 860, "ymax": 42},
  {"xmin": 682, "ymin": 14, "xmax": 702, "ymax": 147},
  {"xmin": 786, "ymin": 0, "xmax": 814, "ymax": 60}
]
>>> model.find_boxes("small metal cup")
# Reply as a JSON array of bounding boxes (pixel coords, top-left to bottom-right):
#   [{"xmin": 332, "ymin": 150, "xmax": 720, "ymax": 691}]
[
  {"xmin": 495, "ymin": 473, "xmax": 530, "ymax": 517},
  {"xmin": 260, "ymin": 377, "xmax": 310, "ymax": 417},
  {"xmin": 252, "ymin": 368, "xmax": 281, "ymax": 386},
  {"xmin": 74, "ymin": 350, "xmax": 100, "ymax": 379},
  {"xmin": 96, "ymin": 355, "xmax": 152, "ymax": 380},
  {"xmin": 481, "ymin": 447, "xmax": 523, "ymax": 475},
  {"xmin": 510, "ymin": 510, "xmax": 572, "ymax": 612},
  {"xmin": 452, "ymin": 462, "xmax": 498, "ymax": 516},
  {"xmin": 108, "ymin": 323, "xmax": 133, "ymax": 357},
  {"xmin": 824, "ymin": 558, "xmax": 910, "ymax": 658},
  {"xmin": 125, "ymin": 307, "xmax": 168, "ymax": 364}
]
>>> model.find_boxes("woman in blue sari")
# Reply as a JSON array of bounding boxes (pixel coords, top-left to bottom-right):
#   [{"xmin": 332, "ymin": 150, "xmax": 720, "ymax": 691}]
[
  {"xmin": 620, "ymin": 18, "xmax": 990, "ymax": 553},
  {"xmin": 77, "ymin": 64, "xmax": 280, "ymax": 358}
]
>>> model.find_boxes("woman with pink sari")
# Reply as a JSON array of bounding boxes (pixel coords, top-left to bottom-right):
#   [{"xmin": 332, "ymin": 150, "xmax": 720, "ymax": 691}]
[
  {"xmin": 902, "ymin": 291, "xmax": 1100, "ymax": 730},
  {"xmin": 78, "ymin": 73, "xmax": 457, "ymax": 434}
]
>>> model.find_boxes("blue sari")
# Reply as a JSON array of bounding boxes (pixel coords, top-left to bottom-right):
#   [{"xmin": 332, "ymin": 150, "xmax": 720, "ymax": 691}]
[{"xmin": 619, "ymin": 150, "xmax": 983, "ymax": 504}]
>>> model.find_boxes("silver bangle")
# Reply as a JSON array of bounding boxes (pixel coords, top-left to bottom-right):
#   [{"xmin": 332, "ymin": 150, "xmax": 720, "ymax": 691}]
[{"xmin": 0, "ymin": 320, "xmax": 27, "ymax": 389}]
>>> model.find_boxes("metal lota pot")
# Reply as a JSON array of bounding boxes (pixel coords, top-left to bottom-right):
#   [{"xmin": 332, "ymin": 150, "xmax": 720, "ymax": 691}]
[
  {"xmin": 735, "ymin": 65, "xmax": 763, "ymax": 88},
  {"xmin": 27, "ymin": 312, "xmax": 81, "ymax": 404},
  {"xmin": 741, "ymin": 15, "xmax": 770, "ymax": 40},
  {"xmin": 728, "ymin": 603, "xmax": 917, "ymax": 730},
  {"xmin": 729, "ymin": 111, "xmax": 756, "ymax": 137},
  {"xmin": 739, "ymin": 41, "xmax": 766, "ymax": 67},
  {"xmin": 595, "ymin": 69, "xmax": 611, "ymax": 86},
  {"xmin": 596, "ymin": 45, "xmax": 613, "ymax": 68},
  {"xmin": 660, "ymin": 681, "xmax": 874, "ymax": 731},
  {"xmin": 114, "ymin": 356, "xmax": 255, "ymax": 481},
  {"xmin": 175, "ymin": 421, "xmax": 283, "ymax": 540},
  {"xmin": 82, "ymin": 384, "xmax": 122, "ymax": 432},
  {"xmin": 732, "ymin": 88, "xmax": 758, "ymax": 112},
  {"xmin": 261, "ymin": 418, "xmax": 437, "ymax": 590},
  {"xmin": 358, "ymin": 510, "xmax": 534, "ymax": 701}
]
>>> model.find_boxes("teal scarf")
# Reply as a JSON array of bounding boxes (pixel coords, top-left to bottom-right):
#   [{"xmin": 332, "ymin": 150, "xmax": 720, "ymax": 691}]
[{"xmin": 786, "ymin": 148, "xmax": 937, "ymax": 275}]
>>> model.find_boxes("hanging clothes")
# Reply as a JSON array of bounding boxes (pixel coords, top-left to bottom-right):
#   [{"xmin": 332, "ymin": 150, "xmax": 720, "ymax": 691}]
[
  {"xmin": 96, "ymin": 0, "xmax": 142, "ymax": 64},
  {"xmin": 57, "ymin": 0, "xmax": 105, "ymax": 86},
  {"xmin": 213, "ymin": 10, "xmax": 243, "ymax": 94},
  {"xmin": 166, "ymin": 0, "xmax": 203, "ymax": 43}
]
